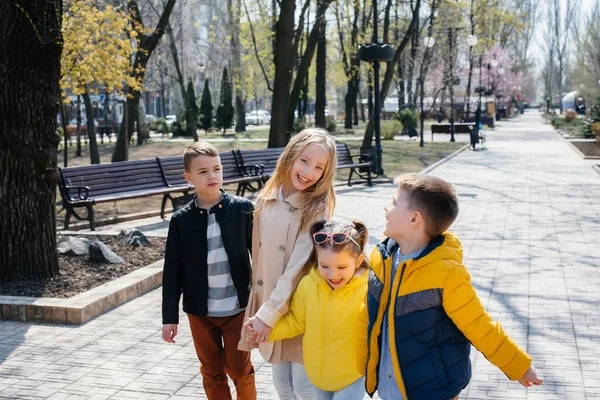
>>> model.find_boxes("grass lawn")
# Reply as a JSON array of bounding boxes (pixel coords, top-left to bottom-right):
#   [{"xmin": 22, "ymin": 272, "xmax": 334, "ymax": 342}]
[
  {"xmin": 541, "ymin": 112, "xmax": 588, "ymax": 138},
  {"xmin": 56, "ymin": 134, "xmax": 464, "ymax": 228},
  {"xmin": 338, "ymin": 139, "xmax": 464, "ymax": 179}
]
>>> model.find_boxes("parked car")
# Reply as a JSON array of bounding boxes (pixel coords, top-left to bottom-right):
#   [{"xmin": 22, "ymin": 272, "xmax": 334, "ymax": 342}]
[
  {"xmin": 165, "ymin": 114, "xmax": 177, "ymax": 127},
  {"xmin": 65, "ymin": 118, "xmax": 99, "ymax": 136},
  {"xmin": 145, "ymin": 114, "xmax": 157, "ymax": 122},
  {"xmin": 245, "ymin": 110, "xmax": 271, "ymax": 125}
]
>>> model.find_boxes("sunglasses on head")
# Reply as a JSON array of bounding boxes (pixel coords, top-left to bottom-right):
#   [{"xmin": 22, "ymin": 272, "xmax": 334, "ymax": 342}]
[{"xmin": 313, "ymin": 232, "xmax": 361, "ymax": 249}]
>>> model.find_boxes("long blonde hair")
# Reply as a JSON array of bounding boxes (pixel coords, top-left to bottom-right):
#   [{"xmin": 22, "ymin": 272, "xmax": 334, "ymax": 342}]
[{"xmin": 254, "ymin": 128, "xmax": 337, "ymax": 227}]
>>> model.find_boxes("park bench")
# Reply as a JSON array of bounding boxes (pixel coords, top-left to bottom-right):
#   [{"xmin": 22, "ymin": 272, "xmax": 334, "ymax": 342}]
[
  {"xmin": 469, "ymin": 128, "xmax": 487, "ymax": 151},
  {"xmin": 234, "ymin": 142, "xmax": 373, "ymax": 192},
  {"xmin": 463, "ymin": 116, "xmax": 495, "ymax": 128},
  {"xmin": 334, "ymin": 142, "xmax": 373, "ymax": 186},
  {"xmin": 58, "ymin": 159, "xmax": 188, "ymax": 231},
  {"xmin": 58, "ymin": 151, "xmax": 258, "ymax": 230},
  {"xmin": 431, "ymin": 123, "xmax": 475, "ymax": 134},
  {"xmin": 157, "ymin": 151, "xmax": 261, "ymax": 204}
]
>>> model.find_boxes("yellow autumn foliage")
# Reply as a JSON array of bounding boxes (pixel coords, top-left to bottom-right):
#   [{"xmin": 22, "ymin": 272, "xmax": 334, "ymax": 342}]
[{"xmin": 61, "ymin": 0, "xmax": 141, "ymax": 102}]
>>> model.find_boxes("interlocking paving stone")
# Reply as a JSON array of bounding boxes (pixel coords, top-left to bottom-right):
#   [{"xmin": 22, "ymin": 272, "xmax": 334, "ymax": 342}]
[{"xmin": 0, "ymin": 112, "xmax": 598, "ymax": 398}]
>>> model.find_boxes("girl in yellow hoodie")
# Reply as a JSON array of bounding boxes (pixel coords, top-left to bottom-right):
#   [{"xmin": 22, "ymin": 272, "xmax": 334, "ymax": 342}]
[{"xmin": 247, "ymin": 219, "xmax": 369, "ymax": 400}]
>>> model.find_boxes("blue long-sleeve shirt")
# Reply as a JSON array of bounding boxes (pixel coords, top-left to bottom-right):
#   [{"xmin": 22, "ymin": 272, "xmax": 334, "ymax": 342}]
[{"xmin": 377, "ymin": 247, "xmax": 425, "ymax": 400}]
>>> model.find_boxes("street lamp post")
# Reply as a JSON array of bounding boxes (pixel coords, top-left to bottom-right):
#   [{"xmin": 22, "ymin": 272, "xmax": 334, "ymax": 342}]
[
  {"xmin": 358, "ymin": 0, "xmax": 394, "ymax": 176},
  {"xmin": 372, "ymin": 1, "xmax": 383, "ymax": 175},
  {"xmin": 465, "ymin": 34, "xmax": 478, "ymax": 118},
  {"xmin": 448, "ymin": 28, "xmax": 456, "ymax": 142},
  {"xmin": 478, "ymin": 55, "xmax": 483, "ymax": 109}
]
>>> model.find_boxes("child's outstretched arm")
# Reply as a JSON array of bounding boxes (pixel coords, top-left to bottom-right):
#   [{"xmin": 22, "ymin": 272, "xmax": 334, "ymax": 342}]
[
  {"xmin": 268, "ymin": 277, "xmax": 309, "ymax": 342},
  {"xmin": 255, "ymin": 225, "xmax": 320, "ymax": 327},
  {"xmin": 442, "ymin": 264, "xmax": 538, "ymax": 383},
  {"xmin": 518, "ymin": 366, "xmax": 543, "ymax": 387}
]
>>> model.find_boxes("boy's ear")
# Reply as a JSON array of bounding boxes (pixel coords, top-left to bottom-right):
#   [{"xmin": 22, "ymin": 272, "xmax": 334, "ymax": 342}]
[
  {"xmin": 183, "ymin": 171, "xmax": 193, "ymax": 185},
  {"xmin": 410, "ymin": 211, "xmax": 423, "ymax": 226}
]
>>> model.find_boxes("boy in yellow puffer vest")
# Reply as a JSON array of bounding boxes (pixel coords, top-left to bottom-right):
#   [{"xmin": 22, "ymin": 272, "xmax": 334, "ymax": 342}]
[
  {"xmin": 361, "ymin": 174, "xmax": 543, "ymax": 400},
  {"xmin": 247, "ymin": 220, "xmax": 370, "ymax": 400}
]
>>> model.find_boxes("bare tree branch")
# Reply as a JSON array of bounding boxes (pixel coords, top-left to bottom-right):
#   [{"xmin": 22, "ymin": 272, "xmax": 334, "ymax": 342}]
[{"xmin": 241, "ymin": 0, "xmax": 274, "ymax": 92}]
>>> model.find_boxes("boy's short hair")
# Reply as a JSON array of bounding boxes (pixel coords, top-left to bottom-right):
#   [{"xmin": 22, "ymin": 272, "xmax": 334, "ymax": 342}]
[
  {"xmin": 183, "ymin": 142, "xmax": 220, "ymax": 172},
  {"xmin": 395, "ymin": 173, "xmax": 459, "ymax": 238}
]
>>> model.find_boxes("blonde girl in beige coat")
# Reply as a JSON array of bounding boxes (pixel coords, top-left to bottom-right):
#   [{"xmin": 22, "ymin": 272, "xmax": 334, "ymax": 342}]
[{"xmin": 239, "ymin": 129, "xmax": 337, "ymax": 399}]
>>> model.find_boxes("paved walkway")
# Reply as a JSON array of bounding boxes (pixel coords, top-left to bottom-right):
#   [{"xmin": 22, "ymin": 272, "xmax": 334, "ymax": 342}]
[{"xmin": 2, "ymin": 111, "xmax": 600, "ymax": 399}]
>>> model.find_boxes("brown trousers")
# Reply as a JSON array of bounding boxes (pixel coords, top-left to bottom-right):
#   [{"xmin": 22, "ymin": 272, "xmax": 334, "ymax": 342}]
[{"xmin": 188, "ymin": 312, "xmax": 256, "ymax": 400}]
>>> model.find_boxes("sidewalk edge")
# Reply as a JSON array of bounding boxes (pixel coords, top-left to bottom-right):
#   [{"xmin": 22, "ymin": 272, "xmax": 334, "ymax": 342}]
[{"xmin": 421, "ymin": 144, "xmax": 470, "ymax": 175}]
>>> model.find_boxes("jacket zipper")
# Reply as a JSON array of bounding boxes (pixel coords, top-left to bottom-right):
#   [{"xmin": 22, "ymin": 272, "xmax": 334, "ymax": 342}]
[
  {"xmin": 366, "ymin": 247, "xmax": 390, "ymax": 395},
  {"xmin": 321, "ymin": 288, "xmax": 333, "ymax": 386},
  {"xmin": 389, "ymin": 262, "xmax": 408, "ymax": 398}
]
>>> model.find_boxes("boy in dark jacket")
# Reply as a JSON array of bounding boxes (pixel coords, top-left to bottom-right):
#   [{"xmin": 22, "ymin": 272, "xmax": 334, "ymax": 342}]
[
  {"xmin": 162, "ymin": 142, "xmax": 256, "ymax": 400},
  {"xmin": 361, "ymin": 174, "xmax": 542, "ymax": 399}
]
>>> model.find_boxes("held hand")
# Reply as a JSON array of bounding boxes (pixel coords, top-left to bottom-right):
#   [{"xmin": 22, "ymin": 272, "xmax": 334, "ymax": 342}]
[
  {"xmin": 162, "ymin": 324, "xmax": 178, "ymax": 344},
  {"xmin": 246, "ymin": 327, "xmax": 258, "ymax": 346},
  {"xmin": 518, "ymin": 366, "xmax": 543, "ymax": 387},
  {"xmin": 244, "ymin": 316, "xmax": 272, "ymax": 344},
  {"xmin": 243, "ymin": 317, "xmax": 257, "ymax": 347}
]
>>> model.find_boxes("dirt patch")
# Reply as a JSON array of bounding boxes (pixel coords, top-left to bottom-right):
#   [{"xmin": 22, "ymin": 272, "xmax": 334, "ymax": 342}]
[
  {"xmin": 0, "ymin": 235, "xmax": 166, "ymax": 298},
  {"xmin": 570, "ymin": 141, "xmax": 600, "ymax": 158}
]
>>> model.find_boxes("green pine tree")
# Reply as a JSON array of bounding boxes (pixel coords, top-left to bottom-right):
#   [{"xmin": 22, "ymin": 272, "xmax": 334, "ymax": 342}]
[
  {"xmin": 216, "ymin": 67, "xmax": 234, "ymax": 132},
  {"xmin": 199, "ymin": 79, "xmax": 213, "ymax": 133},
  {"xmin": 186, "ymin": 80, "xmax": 199, "ymax": 140}
]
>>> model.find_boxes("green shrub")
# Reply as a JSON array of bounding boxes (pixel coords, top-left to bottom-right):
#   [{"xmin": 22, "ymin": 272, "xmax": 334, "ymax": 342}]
[
  {"xmin": 294, "ymin": 117, "xmax": 306, "ymax": 133},
  {"xmin": 382, "ymin": 120, "xmax": 403, "ymax": 140},
  {"xmin": 326, "ymin": 116, "xmax": 336, "ymax": 133},
  {"xmin": 149, "ymin": 118, "xmax": 169, "ymax": 134},
  {"xmin": 394, "ymin": 110, "xmax": 419, "ymax": 136}
]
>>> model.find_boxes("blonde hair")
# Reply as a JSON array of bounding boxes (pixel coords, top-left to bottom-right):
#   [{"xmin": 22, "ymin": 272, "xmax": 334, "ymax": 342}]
[
  {"xmin": 183, "ymin": 142, "xmax": 219, "ymax": 172},
  {"xmin": 254, "ymin": 128, "xmax": 337, "ymax": 227}
]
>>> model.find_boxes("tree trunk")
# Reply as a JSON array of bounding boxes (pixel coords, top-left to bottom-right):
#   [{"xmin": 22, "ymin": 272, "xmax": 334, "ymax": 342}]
[
  {"xmin": 0, "ymin": 0, "xmax": 61, "ymax": 281},
  {"xmin": 76, "ymin": 95, "xmax": 82, "ymax": 157},
  {"xmin": 167, "ymin": 25, "xmax": 197, "ymax": 140},
  {"xmin": 112, "ymin": 0, "xmax": 176, "ymax": 161},
  {"xmin": 398, "ymin": 56, "xmax": 405, "ymax": 109},
  {"xmin": 82, "ymin": 91, "xmax": 100, "ymax": 164},
  {"xmin": 362, "ymin": 0, "xmax": 420, "ymax": 147},
  {"xmin": 465, "ymin": 48, "xmax": 474, "ymax": 119},
  {"xmin": 353, "ymin": 79, "xmax": 359, "ymax": 126},
  {"xmin": 284, "ymin": 0, "xmax": 334, "ymax": 135},
  {"xmin": 61, "ymin": 103, "xmax": 69, "ymax": 167},
  {"xmin": 344, "ymin": 80, "xmax": 354, "ymax": 129},
  {"xmin": 268, "ymin": 0, "xmax": 296, "ymax": 147},
  {"xmin": 112, "ymin": 101, "xmax": 130, "ymax": 162},
  {"xmin": 230, "ymin": 0, "xmax": 246, "ymax": 133},
  {"xmin": 315, "ymin": 16, "xmax": 326, "ymax": 128},
  {"xmin": 407, "ymin": 28, "xmax": 419, "ymax": 109}
]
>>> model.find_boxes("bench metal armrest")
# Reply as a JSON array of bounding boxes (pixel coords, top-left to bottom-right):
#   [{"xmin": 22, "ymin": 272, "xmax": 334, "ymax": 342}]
[
  {"xmin": 65, "ymin": 185, "xmax": 90, "ymax": 200},
  {"xmin": 239, "ymin": 163, "xmax": 264, "ymax": 176},
  {"xmin": 353, "ymin": 154, "xmax": 372, "ymax": 165}
]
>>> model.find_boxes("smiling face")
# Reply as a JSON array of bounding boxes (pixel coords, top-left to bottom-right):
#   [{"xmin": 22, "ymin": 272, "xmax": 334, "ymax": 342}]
[
  {"xmin": 287, "ymin": 143, "xmax": 329, "ymax": 194},
  {"xmin": 316, "ymin": 247, "xmax": 364, "ymax": 289},
  {"xmin": 383, "ymin": 187, "xmax": 418, "ymax": 242},
  {"xmin": 184, "ymin": 155, "xmax": 223, "ymax": 197}
]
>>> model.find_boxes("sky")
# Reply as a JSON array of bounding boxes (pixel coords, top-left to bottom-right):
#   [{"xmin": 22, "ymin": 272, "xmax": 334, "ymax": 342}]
[{"xmin": 529, "ymin": 0, "xmax": 595, "ymax": 68}]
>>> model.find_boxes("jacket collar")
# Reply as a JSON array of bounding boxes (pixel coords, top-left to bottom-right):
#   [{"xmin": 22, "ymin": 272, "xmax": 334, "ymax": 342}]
[
  {"xmin": 377, "ymin": 233, "xmax": 461, "ymax": 266},
  {"xmin": 307, "ymin": 265, "xmax": 368, "ymax": 292},
  {"xmin": 191, "ymin": 189, "xmax": 230, "ymax": 213},
  {"xmin": 263, "ymin": 187, "xmax": 303, "ymax": 209}
]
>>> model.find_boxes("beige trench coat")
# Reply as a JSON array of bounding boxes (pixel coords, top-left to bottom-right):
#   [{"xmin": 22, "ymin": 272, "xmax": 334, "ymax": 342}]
[{"xmin": 238, "ymin": 190, "xmax": 327, "ymax": 364}]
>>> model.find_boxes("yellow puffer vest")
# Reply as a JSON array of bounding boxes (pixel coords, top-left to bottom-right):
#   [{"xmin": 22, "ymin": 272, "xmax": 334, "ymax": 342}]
[{"xmin": 270, "ymin": 267, "xmax": 368, "ymax": 391}]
